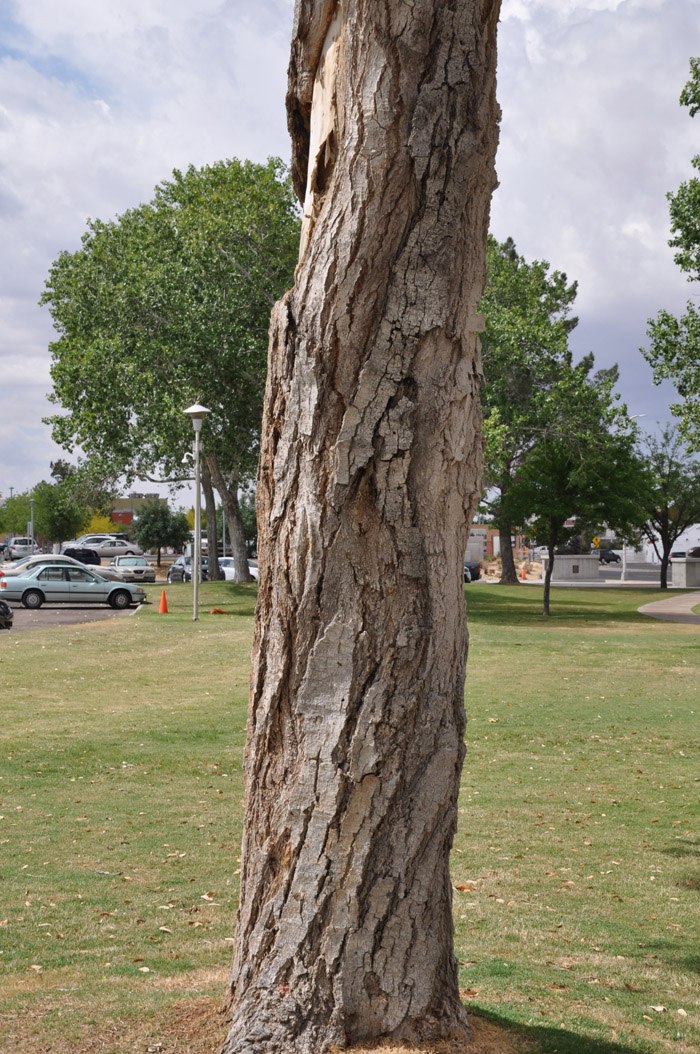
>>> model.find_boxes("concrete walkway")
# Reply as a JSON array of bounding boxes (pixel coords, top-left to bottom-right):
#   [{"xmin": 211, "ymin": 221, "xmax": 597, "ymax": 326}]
[{"xmin": 638, "ymin": 592, "xmax": 700, "ymax": 625}]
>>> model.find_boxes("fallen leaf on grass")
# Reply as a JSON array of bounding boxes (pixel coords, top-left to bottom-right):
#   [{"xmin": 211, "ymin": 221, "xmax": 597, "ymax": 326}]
[
  {"xmin": 677, "ymin": 1009, "xmax": 688, "ymax": 1017},
  {"xmin": 649, "ymin": 1005, "xmax": 667, "ymax": 1013},
  {"xmin": 455, "ymin": 884, "xmax": 476, "ymax": 892},
  {"xmin": 159, "ymin": 926, "xmax": 173, "ymax": 933},
  {"xmin": 460, "ymin": 988, "xmax": 479, "ymax": 998},
  {"xmin": 625, "ymin": 983, "xmax": 644, "ymax": 991}
]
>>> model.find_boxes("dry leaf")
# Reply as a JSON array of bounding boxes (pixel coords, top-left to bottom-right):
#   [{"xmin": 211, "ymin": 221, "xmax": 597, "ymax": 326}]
[
  {"xmin": 677, "ymin": 1009, "xmax": 688, "ymax": 1017},
  {"xmin": 139, "ymin": 966, "xmax": 151, "ymax": 973},
  {"xmin": 455, "ymin": 884, "xmax": 476, "ymax": 892},
  {"xmin": 159, "ymin": 926, "xmax": 173, "ymax": 933},
  {"xmin": 649, "ymin": 1005, "xmax": 667, "ymax": 1013}
]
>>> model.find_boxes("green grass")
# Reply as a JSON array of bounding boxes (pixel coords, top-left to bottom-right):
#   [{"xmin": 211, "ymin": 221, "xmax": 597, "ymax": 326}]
[{"xmin": 0, "ymin": 581, "xmax": 697, "ymax": 1053}]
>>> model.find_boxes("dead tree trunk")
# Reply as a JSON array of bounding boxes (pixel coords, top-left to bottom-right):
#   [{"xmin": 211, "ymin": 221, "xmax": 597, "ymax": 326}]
[{"xmin": 223, "ymin": 2, "xmax": 501, "ymax": 1052}]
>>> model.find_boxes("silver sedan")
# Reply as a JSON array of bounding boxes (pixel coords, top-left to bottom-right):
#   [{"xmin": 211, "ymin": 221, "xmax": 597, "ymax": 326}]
[{"xmin": 0, "ymin": 563, "xmax": 146, "ymax": 609}]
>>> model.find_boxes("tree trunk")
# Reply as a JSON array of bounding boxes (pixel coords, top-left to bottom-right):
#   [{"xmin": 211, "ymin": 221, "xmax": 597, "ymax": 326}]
[
  {"xmin": 202, "ymin": 458, "xmax": 222, "ymax": 580},
  {"xmin": 223, "ymin": 2, "xmax": 501, "ymax": 1052},
  {"xmin": 660, "ymin": 550, "xmax": 670, "ymax": 589},
  {"xmin": 207, "ymin": 452, "xmax": 253, "ymax": 583},
  {"xmin": 498, "ymin": 524, "xmax": 519, "ymax": 584},
  {"xmin": 543, "ymin": 538, "xmax": 556, "ymax": 616}
]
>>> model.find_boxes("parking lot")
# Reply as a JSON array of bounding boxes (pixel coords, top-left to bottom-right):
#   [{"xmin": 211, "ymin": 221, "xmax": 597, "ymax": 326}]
[{"xmin": 3, "ymin": 602, "xmax": 144, "ymax": 632}]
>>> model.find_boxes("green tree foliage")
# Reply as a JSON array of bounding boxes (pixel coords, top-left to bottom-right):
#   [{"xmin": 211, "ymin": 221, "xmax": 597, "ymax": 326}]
[
  {"xmin": 41, "ymin": 157, "xmax": 301, "ymax": 578},
  {"xmin": 506, "ymin": 367, "xmax": 648, "ymax": 614},
  {"xmin": 480, "ymin": 235, "xmax": 578, "ymax": 581},
  {"xmin": 0, "ymin": 492, "xmax": 32, "ymax": 537},
  {"xmin": 132, "ymin": 500, "xmax": 191, "ymax": 566},
  {"xmin": 644, "ymin": 59, "xmax": 700, "ymax": 445},
  {"xmin": 638, "ymin": 426, "xmax": 700, "ymax": 588}
]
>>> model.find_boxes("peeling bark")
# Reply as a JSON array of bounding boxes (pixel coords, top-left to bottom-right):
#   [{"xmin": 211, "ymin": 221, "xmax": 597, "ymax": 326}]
[{"xmin": 223, "ymin": 2, "xmax": 501, "ymax": 1051}]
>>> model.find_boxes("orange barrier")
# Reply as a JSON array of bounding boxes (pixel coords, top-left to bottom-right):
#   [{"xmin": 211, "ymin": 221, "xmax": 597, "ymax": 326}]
[{"xmin": 159, "ymin": 589, "xmax": 168, "ymax": 614}]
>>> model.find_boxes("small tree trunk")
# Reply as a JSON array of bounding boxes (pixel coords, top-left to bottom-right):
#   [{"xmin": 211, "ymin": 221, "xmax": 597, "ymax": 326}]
[
  {"xmin": 222, "ymin": 2, "xmax": 501, "ymax": 1052},
  {"xmin": 660, "ymin": 551, "xmax": 670, "ymax": 589},
  {"xmin": 202, "ymin": 458, "xmax": 221, "ymax": 580},
  {"xmin": 207, "ymin": 453, "xmax": 252, "ymax": 583},
  {"xmin": 498, "ymin": 524, "xmax": 519, "ymax": 584},
  {"xmin": 543, "ymin": 540, "xmax": 556, "ymax": 616}
]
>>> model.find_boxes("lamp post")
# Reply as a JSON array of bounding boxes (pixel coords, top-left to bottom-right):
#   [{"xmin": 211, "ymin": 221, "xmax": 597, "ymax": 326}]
[{"xmin": 184, "ymin": 402, "xmax": 210, "ymax": 621}]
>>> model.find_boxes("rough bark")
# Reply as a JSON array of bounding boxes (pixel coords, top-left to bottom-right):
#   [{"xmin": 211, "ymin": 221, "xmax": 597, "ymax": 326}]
[
  {"xmin": 498, "ymin": 524, "xmax": 519, "ymax": 584},
  {"xmin": 207, "ymin": 452, "xmax": 253, "ymax": 582},
  {"xmin": 202, "ymin": 458, "xmax": 222, "ymax": 580},
  {"xmin": 223, "ymin": 2, "xmax": 501, "ymax": 1052}
]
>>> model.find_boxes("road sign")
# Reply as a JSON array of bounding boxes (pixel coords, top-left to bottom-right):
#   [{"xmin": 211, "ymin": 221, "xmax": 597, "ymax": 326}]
[{"xmin": 592, "ymin": 536, "xmax": 600, "ymax": 548}]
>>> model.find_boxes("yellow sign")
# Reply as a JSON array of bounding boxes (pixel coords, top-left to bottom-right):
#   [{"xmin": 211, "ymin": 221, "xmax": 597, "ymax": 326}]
[{"xmin": 592, "ymin": 536, "xmax": 600, "ymax": 548}]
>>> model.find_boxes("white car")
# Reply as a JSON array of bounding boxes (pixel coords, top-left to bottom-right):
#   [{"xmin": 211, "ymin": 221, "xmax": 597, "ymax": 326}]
[
  {"xmin": 220, "ymin": 558, "xmax": 258, "ymax": 581},
  {"xmin": 7, "ymin": 537, "xmax": 40, "ymax": 560}
]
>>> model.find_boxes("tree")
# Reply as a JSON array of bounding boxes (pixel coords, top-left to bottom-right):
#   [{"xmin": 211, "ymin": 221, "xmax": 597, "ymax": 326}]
[
  {"xmin": 132, "ymin": 500, "xmax": 190, "ymax": 566},
  {"xmin": 480, "ymin": 236, "xmax": 578, "ymax": 583},
  {"xmin": 639, "ymin": 426, "xmax": 700, "ymax": 588},
  {"xmin": 41, "ymin": 157, "xmax": 301, "ymax": 581},
  {"xmin": 222, "ymin": 3, "xmax": 501, "ymax": 1052},
  {"xmin": 643, "ymin": 58, "xmax": 700, "ymax": 445},
  {"xmin": 507, "ymin": 366, "xmax": 648, "ymax": 615}
]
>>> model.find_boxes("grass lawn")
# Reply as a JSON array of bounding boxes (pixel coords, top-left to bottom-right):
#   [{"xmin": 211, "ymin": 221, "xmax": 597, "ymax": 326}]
[{"xmin": 0, "ymin": 582, "xmax": 697, "ymax": 1054}]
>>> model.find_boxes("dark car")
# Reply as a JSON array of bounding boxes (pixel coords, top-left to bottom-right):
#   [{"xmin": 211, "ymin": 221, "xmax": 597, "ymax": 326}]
[
  {"xmin": 166, "ymin": 555, "xmax": 209, "ymax": 583},
  {"xmin": 464, "ymin": 560, "xmax": 481, "ymax": 582},
  {"xmin": 61, "ymin": 546, "xmax": 101, "ymax": 566},
  {"xmin": 598, "ymin": 549, "xmax": 621, "ymax": 564},
  {"xmin": 0, "ymin": 598, "xmax": 13, "ymax": 630}
]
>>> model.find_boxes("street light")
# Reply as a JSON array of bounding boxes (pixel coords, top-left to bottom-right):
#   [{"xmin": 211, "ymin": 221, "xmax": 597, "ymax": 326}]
[{"xmin": 184, "ymin": 402, "xmax": 210, "ymax": 621}]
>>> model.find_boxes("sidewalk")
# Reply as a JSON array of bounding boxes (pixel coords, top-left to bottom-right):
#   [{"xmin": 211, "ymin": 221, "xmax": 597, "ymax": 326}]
[{"xmin": 638, "ymin": 592, "xmax": 700, "ymax": 625}]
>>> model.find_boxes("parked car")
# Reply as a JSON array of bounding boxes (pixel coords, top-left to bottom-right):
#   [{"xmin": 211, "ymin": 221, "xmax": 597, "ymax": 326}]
[
  {"xmin": 67, "ymin": 533, "xmax": 131, "ymax": 548},
  {"xmin": 2, "ymin": 552, "xmax": 109, "ymax": 578},
  {"xmin": 0, "ymin": 563, "xmax": 146, "ymax": 609},
  {"xmin": 166, "ymin": 555, "xmax": 209, "ymax": 583},
  {"xmin": 7, "ymin": 537, "xmax": 40, "ymax": 560},
  {"xmin": 597, "ymin": 549, "xmax": 621, "ymax": 564},
  {"xmin": 61, "ymin": 546, "xmax": 102, "ymax": 566},
  {"xmin": 0, "ymin": 598, "xmax": 13, "ymax": 629},
  {"xmin": 688, "ymin": 547, "xmax": 700, "ymax": 559},
  {"xmin": 87, "ymin": 538, "xmax": 143, "ymax": 558},
  {"xmin": 220, "ymin": 558, "xmax": 259, "ymax": 581},
  {"xmin": 670, "ymin": 551, "xmax": 686, "ymax": 560},
  {"xmin": 463, "ymin": 560, "xmax": 481, "ymax": 582},
  {"xmin": 110, "ymin": 555, "xmax": 156, "ymax": 583}
]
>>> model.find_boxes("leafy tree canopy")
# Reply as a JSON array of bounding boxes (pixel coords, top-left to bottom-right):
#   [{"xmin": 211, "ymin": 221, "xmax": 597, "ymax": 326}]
[
  {"xmin": 505, "ymin": 363, "xmax": 649, "ymax": 613},
  {"xmin": 41, "ymin": 157, "xmax": 301, "ymax": 486},
  {"xmin": 132, "ymin": 500, "xmax": 191, "ymax": 565},
  {"xmin": 643, "ymin": 58, "xmax": 700, "ymax": 445}
]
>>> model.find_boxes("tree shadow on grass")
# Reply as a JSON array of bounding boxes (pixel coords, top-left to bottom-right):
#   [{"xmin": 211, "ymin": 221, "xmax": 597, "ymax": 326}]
[
  {"xmin": 465, "ymin": 586, "xmax": 655, "ymax": 628},
  {"xmin": 470, "ymin": 1007, "xmax": 643, "ymax": 1054}
]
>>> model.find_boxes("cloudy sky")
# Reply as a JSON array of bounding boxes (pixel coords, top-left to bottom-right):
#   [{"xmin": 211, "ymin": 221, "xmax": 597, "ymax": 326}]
[{"xmin": 1, "ymin": 0, "xmax": 698, "ymax": 499}]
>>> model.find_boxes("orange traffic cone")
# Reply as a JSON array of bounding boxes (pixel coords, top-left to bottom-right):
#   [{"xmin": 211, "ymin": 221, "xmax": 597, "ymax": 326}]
[
  {"xmin": 159, "ymin": 589, "xmax": 168, "ymax": 614},
  {"xmin": 521, "ymin": 563, "xmax": 527, "ymax": 580}
]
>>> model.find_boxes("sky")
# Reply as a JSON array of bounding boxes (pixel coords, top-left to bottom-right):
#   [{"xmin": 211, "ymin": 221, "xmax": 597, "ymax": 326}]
[{"xmin": 1, "ymin": 0, "xmax": 698, "ymax": 501}]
